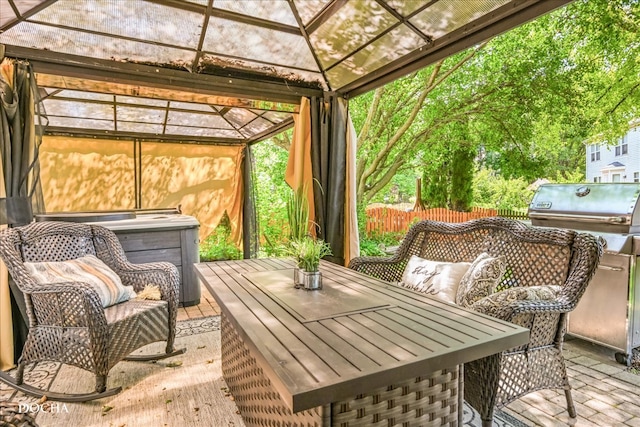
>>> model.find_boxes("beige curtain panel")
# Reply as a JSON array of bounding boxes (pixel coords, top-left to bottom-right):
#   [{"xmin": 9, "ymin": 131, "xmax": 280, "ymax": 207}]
[
  {"xmin": 285, "ymin": 97, "xmax": 316, "ymax": 233},
  {"xmin": 40, "ymin": 136, "xmax": 245, "ymax": 245},
  {"xmin": 344, "ymin": 112, "xmax": 360, "ymax": 264}
]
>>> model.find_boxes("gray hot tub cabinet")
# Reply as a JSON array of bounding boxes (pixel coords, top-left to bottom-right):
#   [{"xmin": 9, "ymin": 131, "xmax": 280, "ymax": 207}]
[
  {"xmin": 36, "ymin": 212, "xmax": 201, "ymax": 307},
  {"xmin": 91, "ymin": 214, "xmax": 201, "ymax": 307}
]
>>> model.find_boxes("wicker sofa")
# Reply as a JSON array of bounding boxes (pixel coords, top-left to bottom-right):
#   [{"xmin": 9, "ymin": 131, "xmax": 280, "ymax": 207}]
[{"xmin": 348, "ymin": 217, "xmax": 603, "ymax": 427}]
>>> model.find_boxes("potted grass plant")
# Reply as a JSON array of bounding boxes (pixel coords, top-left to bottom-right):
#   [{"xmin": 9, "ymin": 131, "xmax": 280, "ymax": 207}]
[
  {"xmin": 286, "ymin": 185, "xmax": 332, "ymax": 289},
  {"xmin": 286, "ymin": 185, "xmax": 310, "ymax": 286},
  {"xmin": 290, "ymin": 235, "xmax": 332, "ymax": 289}
]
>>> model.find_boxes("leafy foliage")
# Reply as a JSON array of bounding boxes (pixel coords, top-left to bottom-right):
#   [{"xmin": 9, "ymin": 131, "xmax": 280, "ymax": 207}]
[
  {"xmin": 199, "ymin": 211, "xmax": 243, "ymax": 261},
  {"xmin": 288, "ymin": 236, "xmax": 332, "ymax": 272},
  {"xmin": 286, "ymin": 185, "xmax": 310, "ymax": 241},
  {"xmin": 351, "ymin": 0, "xmax": 639, "ymax": 205},
  {"xmin": 251, "ymin": 137, "xmax": 292, "ymax": 257},
  {"xmin": 472, "ymin": 169, "xmax": 535, "ymax": 211},
  {"xmin": 359, "ymin": 231, "xmax": 404, "ymax": 256},
  {"xmin": 250, "ymin": 0, "xmax": 638, "ymax": 258}
]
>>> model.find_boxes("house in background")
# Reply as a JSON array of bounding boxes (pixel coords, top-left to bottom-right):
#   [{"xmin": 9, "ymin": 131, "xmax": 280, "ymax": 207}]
[{"xmin": 586, "ymin": 123, "xmax": 640, "ymax": 183}]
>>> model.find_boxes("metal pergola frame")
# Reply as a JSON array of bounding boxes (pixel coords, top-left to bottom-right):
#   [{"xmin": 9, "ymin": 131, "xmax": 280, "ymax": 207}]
[{"xmin": 1, "ymin": 0, "xmax": 573, "ymax": 143}]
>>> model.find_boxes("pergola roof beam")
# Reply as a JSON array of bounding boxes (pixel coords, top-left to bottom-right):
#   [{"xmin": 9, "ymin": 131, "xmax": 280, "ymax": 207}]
[{"xmin": 7, "ymin": 46, "xmax": 322, "ymax": 105}]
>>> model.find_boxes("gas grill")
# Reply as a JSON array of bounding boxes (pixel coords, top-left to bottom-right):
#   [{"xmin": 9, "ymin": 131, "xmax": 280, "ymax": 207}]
[{"xmin": 529, "ymin": 183, "xmax": 640, "ymax": 364}]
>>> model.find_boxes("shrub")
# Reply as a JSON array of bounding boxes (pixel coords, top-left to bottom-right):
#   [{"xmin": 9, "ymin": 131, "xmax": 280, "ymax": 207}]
[{"xmin": 199, "ymin": 212, "xmax": 243, "ymax": 261}]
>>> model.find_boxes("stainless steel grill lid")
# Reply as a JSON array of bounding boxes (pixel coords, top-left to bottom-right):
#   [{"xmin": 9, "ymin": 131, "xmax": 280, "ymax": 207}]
[{"xmin": 528, "ymin": 183, "xmax": 640, "ymax": 235}]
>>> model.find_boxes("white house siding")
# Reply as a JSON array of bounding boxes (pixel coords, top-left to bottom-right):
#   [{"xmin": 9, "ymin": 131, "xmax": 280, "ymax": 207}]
[{"xmin": 586, "ymin": 125, "xmax": 640, "ymax": 183}]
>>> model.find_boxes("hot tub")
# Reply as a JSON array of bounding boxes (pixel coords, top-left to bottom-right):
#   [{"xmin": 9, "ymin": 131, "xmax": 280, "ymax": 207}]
[{"xmin": 36, "ymin": 210, "xmax": 201, "ymax": 307}]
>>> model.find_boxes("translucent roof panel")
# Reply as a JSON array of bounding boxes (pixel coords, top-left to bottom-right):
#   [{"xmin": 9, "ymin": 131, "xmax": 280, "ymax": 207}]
[
  {"xmin": 224, "ymin": 108, "xmax": 260, "ymax": 127},
  {"xmin": 326, "ymin": 24, "xmax": 427, "ymax": 89},
  {"xmin": 2, "ymin": 22, "xmax": 196, "ymax": 65},
  {"xmin": 215, "ymin": 0, "xmax": 298, "ymax": 26},
  {"xmin": 118, "ymin": 122, "xmax": 164, "ymax": 134},
  {"xmin": 54, "ymin": 90, "xmax": 113, "ymax": 102},
  {"xmin": 292, "ymin": 0, "xmax": 331, "ymax": 25},
  {"xmin": 48, "ymin": 116, "xmax": 114, "ymax": 131},
  {"xmin": 164, "ymin": 126, "xmax": 243, "ymax": 138},
  {"xmin": 202, "ymin": 16, "xmax": 318, "ymax": 71},
  {"xmin": 169, "ymin": 101, "xmax": 215, "ymax": 112},
  {"xmin": 411, "ymin": 0, "xmax": 511, "ymax": 39},
  {"xmin": 117, "ymin": 96, "xmax": 168, "ymax": 107},
  {"xmin": 117, "ymin": 106, "xmax": 166, "ymax": 123},
  {"xmin": 2, "ymin": 0, "xmax": 566, "ymax": 141},
  {"xmin": 166, "ymin": 111, "xmax": 233, "ymax": 129},
  {"xmin": 37, "ymin": 77, "xmax": 295, "ymax": 142},
  {"xmin": 30, "ymin": 0, "xmax": 203, "ymax": 47},
  {"xmin": 13, "ymin": 0, "xmax": 47, "ymax": 14},
  {"xmin": 309, "ymin": 0, "xmax": 399, "ymax": 68},
  {"xmin": 385, "ymin": 0, "xmax": 426, "ymax": 16},
  {"xmin": 242, "ymin": 118, "xmax": 274, "ymax": 134},
  {"xmin": 262, "ymin": 111, "xmax": 291, "ymax": 123},
  {"xmin": 1, "ymin": 0, "xmax": 18, "ymax": 27},
  {"xmin": 44, "ymin": 99, "xmax": 113, "ymax": 120}
]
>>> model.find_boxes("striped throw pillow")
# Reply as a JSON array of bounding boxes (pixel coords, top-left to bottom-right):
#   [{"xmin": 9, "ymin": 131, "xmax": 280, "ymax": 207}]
[{"xmin": 25, "ymin": 255, "xmax": 136, "ymax": 307}]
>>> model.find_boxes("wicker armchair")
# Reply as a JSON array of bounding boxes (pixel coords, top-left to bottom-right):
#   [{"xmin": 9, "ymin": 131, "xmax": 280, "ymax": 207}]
[
  {"xmin": 0, "ymin": 221, "xmax": 186, "ymax": 402},
  {"xmin": 349, "ymin": 217, "xmax": 603, "ymax": 427}
]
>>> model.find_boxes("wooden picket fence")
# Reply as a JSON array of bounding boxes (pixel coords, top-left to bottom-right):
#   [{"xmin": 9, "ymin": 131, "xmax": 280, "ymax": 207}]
[{"xmin": 365, "ymin": 206, "xmax": 528, "ymax": 234}]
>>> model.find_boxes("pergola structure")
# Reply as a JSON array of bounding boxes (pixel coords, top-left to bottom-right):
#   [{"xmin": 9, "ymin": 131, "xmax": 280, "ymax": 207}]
[
  {"xmin": 0, "ymin": 0, "xmax": 573, "ymax": 262},
  {"xmin": 0, "ymin": 0, "xmax": 577, "ymax": 377},
  {"xmin": 1, "ymin": 0, "xmax": 571, "ymax": 142}
]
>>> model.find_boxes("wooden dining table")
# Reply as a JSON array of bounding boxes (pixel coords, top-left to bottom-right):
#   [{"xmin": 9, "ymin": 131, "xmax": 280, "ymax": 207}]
[{"xmin": 195, "ymin": 258, "xmax": 529, "ymax": 427}]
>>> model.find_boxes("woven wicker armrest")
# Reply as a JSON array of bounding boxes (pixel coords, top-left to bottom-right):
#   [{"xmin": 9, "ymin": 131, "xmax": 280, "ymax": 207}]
[
  {"xmin": 27, "ymin": 282, "xmax": 107, "ymax": 328},
  {"xmin": 114, "ymin": 261, "xmax": 180, "ymax": 302},
  {"xmin": 348, "ymin": 255, "xmax": 407, "ymax": 283},
  {"xmin": 475, "ymin": 297, "xmax": 567, "ymax": 319}
]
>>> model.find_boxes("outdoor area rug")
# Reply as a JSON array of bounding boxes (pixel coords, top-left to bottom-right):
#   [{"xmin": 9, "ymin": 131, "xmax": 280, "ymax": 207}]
[{"xmin": 1, "ymin": 316, "xmax": 529, "ymax": 426}]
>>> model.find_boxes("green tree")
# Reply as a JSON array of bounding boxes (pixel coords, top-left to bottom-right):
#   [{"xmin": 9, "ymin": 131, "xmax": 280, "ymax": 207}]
[
  {"xmin": 251, "ymin": 136, "xmax": 292, "ymax": 256},
  {"xmin": 351, "ymin": 44, "xmax": 487, "ymax": 205},
  {"xmin": 419, "ymin": 120, "xmax": 476, "ymax": 210},
  {"xmin": 450, "ymin": 145, "xmax": 475, "ymax": 211},
  {"xmin": 423, "ymin": 157, "xmax": 449, "ymax": 208},
  {"xmin": 351, "ymin": 0, "xmax": 638, "ymax": 204}
]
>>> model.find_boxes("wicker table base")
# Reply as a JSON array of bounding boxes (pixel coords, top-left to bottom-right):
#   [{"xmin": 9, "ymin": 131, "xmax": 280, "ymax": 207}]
[{"xmin": 221, "ymin": 314, "xmax": 461, "ymax": 427}]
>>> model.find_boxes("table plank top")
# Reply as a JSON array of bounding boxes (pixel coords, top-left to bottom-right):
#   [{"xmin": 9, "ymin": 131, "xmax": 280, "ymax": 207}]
[{"xmin": 195, "ymin": 258, "xmax": 529, "ymax": 413}]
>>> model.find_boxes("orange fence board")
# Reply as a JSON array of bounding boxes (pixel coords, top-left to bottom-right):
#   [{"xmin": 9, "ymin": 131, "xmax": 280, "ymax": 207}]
[{"xmin": 364, "ymin": 207, "xmax": 527, "ymax": 234}]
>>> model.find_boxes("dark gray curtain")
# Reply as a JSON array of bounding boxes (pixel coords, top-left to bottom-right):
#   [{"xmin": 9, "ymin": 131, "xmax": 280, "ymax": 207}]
[
  {"xmin": 0, "ymin": 59, "xmax": 46, "ymax": 225},
  {"xmin": 310, "ymin": 95, "xmax": 348, "ymax": 266},
  {"xmin": 0, "ymin": 58, "xmax": 46, "ymax": 363},
  {"xmin": 242, "ymin": 144, "xmax": 259, "ymax": 259}
]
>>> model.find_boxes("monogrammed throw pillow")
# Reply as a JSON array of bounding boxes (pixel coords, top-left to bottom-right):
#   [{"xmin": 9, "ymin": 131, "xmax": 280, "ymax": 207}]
[{"xmin": 398, "ymin": 255, "xmax": 471, "ymax": 303}]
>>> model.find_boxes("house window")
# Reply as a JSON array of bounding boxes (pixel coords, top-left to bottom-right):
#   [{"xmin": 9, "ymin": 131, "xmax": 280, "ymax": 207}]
[
  {"xmin": 590, "ymin": 144, "xmax": 601, "ymax": 162},
  {"xmin": 635, "ymin": 172, "xmax": 639, "ymax": 183},
  {"xmin": 615, "ymin": 136, "xmax": 628, "ymax": 156},
  {"xmin": 593, "ymin": 176, "xmax": 601, "ymax": 183}
]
